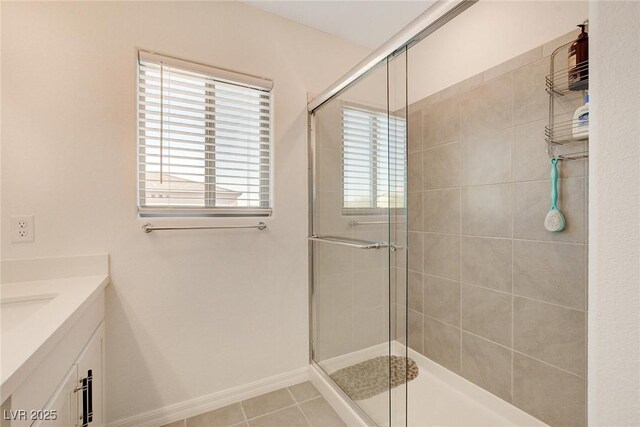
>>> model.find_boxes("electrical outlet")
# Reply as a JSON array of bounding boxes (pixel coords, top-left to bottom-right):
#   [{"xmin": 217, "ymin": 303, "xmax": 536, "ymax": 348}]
[{"xmin": 11, "ymin": 215, "xmax": 34, "ymax": 243}]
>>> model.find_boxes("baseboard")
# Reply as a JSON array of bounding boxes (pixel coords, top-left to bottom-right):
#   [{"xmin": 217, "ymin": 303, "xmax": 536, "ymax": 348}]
[{"xmin": 107, "ymin": 367, "xmax": 309, "ymax": 427}]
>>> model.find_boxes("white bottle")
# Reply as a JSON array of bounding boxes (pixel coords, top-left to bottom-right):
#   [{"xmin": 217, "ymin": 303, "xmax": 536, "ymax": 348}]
[{"xmin": 572, "ymin": 94, "xmax": 589, "ymax": 140}]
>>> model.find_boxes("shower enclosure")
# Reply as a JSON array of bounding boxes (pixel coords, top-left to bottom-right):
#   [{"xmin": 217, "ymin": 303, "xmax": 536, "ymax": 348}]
[
  {"xmin": 309, "ymin": 48, "xmax": 409, "ymax": 426},
  {"xmin": 308, "ymin": 1, "xmax": 589, "ymax": 426}
]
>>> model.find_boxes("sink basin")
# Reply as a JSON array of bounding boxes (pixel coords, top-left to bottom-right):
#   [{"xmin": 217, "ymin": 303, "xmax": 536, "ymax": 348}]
[{"xmin": 1, "ymin": 294, "xmax": 57, "ymax": 334}]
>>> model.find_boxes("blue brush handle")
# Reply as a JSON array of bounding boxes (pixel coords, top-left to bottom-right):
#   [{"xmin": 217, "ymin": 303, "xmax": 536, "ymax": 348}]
[{"xmin": 550, "ymin": 158, "xmax": 559, "ymax": 210}]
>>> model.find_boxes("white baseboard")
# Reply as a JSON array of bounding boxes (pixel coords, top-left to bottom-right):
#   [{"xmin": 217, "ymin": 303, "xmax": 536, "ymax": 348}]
[{"xmin": 107, "ymin": 367, "xmax": 309, "ymax": 427}]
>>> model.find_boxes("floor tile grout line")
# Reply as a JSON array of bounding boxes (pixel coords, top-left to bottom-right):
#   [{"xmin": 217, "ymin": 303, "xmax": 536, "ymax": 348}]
[
  {"xmin": 286, "ymin": 388, "xmax": 313, "ymax": 427},
  {"xmin": 239, "ymin": 398, "xmax": 249, "ymax": 424},
  {"xmin": 243, "ymin": 402, "xmax": 299, "ymax": 422}
]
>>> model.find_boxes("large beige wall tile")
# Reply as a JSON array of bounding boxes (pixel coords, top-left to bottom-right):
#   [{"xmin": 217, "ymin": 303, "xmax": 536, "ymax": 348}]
[
  {"xmin": 353, "ymin": 268, "xmax": 387, "ymax": 311},
  {"xmin": 408, "ymin": 192, "xmax": 423, "ymax": 232},
  {"xmin": 316, "ymin": 314, "xmax": 353, "ymax": 360},
  {"xmin": 352, "ymin": 238, "xmax": 389, "ymax": 271},
  {"xmin": 408, "ymin": 270, "xmax": 423, "ymax": 313},
  {"xmin": 352, "ymin": 306, "xmax": 387, "ymax": 351},
  {"xmin": 423, "ymin": 189, "xmax": 461, "ymax": 233},
  {"xmin": 461, "ymin": 128, "xmax": 512, "ymax": 186},
  {"xmin": 408, "ymin": 151, "xmax": 422, "ymax": 193},
  {"xmin": 423, "ymin": 233, "xmax": 460, "ymax": 280},
  {"xmin": 422, "ymin": 97, "xmax": 460, "ymax": 148},
  {"xmin": 461, "ymin": 332, "xmax": 512, "ymax": 402},
  {"xmin": 513, "ymin": 58, "xmax": 549, "ymax": 126},
  {"xmin": 423, "ymin": 274, "xmax": 460, "ymax": 327},
  {"xmin": 513, "ymin": 297, "xmax": 586, "ymax": 377},
  {"xmin": 512, "ymin": 120, "xmax": 585, "ymax": 182},
  {"xmin": 461, "ymin": 236, "xmax": 512, "ymax": 292},
  {"xmin": 423, "ymin": 142, "xmax": 461, "ymax": 190},
  {"xmin": 514, "ymin": 178, "xmax": 586, "ymax": 243},
  {"xmin": 423, "ymin": 317, "xmax": 461, "ymax": 373},
  {"xmin": 408, "ymin": 309, "xmax": 423, "ymax": 353},
  {"xmin": 315, "ymin": 243, "xmax": 353, "ymax": 275},
  {"xmin": 513, "ymin": 240, "xmax": 586, "ymax": 310},
  {"xmin": 460, "ymin": 74, "xmax": 513, "ymax": 136},
  {"xmin": 461, "ymin": 284, "xmax": 512, "ymax": 346},
  {"xmin": 482, "ymin": 46, "xmax": 542, "ymax": 83},
  {"xmin": 408, "ymin": 232, "xmax": 423, "ymax": 273},
  {"xmin": 408, "ymin": 109, "xmax": 422, "ymax": 154},
  {"xmin": 462, "ymin": 184, "xmax": 513, "ymax": 238},
  {"xmin": 316, "ymin": 191, "xmax": 350, "ymax": 235},
  {"xmin": 315, "ymin": 272, "xmax": 353, "ymax": 316},
  {"xmin": 513, "ymin": 353, "xmax": 586, "ymax": 427}
]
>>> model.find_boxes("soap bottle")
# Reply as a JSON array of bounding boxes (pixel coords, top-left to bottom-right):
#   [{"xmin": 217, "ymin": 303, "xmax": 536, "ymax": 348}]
[
  {"xmin": 572, "ymin": 93, "xmax": 589, "ymax": 140},
  {"xmin": 569, "ymin": 23, "xmax": 589, "ymax": 91}
]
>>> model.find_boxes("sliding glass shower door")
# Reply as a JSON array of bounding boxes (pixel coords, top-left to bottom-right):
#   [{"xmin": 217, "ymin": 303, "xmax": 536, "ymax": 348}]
[{"xmin": 309, "ymin": 49, "xmax": 408, "ymax": 426}]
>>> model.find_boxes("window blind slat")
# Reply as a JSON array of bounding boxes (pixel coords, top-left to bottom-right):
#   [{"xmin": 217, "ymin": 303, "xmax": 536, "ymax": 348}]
[
  {"xmin": 139, "ymin": 82, "xmax": 270, "ymax": 112},
  {"xmin": 138, "ymin": 54, "xmax": 272, "ymax": 215},
  {"xmin": 138, "ymin": 100, "xmax": 272, "ymax": 126}
]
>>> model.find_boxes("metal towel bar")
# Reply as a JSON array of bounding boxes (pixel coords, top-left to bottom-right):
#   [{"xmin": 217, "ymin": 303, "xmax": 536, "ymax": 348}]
[
  {"xmin": 142, "ymin": 222, "xmax": 267, "ymax": 233},
  {"xmin": 308, "ymin": 235, "xmax": 389, "ymax": 250},
  {"xmin": 349, "ymin": 220, "xmax": 406, "ymax": 227}
]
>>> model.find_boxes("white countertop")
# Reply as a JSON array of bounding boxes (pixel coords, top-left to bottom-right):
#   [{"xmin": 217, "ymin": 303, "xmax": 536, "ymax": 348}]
[{"xmin": 1, "ymin": 274, "xmax": 109, "ymax": 399}]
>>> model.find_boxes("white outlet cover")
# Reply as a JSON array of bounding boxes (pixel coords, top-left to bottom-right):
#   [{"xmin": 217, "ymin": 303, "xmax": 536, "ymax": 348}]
[{"xmin": 11, "ymin": 215, "xmax": 34, "ymax": 243}]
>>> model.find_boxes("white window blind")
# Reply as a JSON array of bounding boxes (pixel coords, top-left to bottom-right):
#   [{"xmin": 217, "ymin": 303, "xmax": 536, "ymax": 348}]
[
  {"xmin": 342, "ymin": 105, "xmax": 406, "ymax": 210},
  {"xmin": 137, "ymin": 51, "xmax": 273, "ymax": 216}
]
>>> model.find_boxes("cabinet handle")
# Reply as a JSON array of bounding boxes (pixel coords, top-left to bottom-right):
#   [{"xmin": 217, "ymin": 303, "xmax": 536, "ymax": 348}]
[
  {"xmin": 87, "ymin": 370, "xmax": 93, "ymax": 423},
  {"xmin": 81, "ymin": 377, "xmax": 88, "ymax": 427}
]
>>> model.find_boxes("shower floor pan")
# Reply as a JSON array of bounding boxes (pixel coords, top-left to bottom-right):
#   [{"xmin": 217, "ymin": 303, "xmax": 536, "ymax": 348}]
[{"xmin": 315, "ymin": 342, "xmax": 547, "ymax": 427}]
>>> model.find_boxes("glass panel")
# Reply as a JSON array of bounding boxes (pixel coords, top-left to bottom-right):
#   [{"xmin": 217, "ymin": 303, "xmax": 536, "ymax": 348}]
[
  {"xmin": 388, "ymin": 47, "xmax": 408, "ymax": 427},
  {"xmin": 312, "ymin": 60, "xmax": 394, "ymax": 426}
]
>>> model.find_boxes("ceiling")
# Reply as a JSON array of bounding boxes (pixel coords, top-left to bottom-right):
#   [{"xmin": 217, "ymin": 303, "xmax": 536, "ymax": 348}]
[{"xmin": 242, "ymin": 1, "xmax": 436, "ymax": 49}]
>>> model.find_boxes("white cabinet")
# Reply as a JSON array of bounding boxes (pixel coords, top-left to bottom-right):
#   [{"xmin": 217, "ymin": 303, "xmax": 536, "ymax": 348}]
[
  {"xmin": 3, "ymin": 287, "xmax": 105, "ymax": 427},
  {"xmin": 32, "ymin": 366, "xmax": 77, "ymax": 427},
  {"xmin": 32, "ymin": 324, "xmax": 105, "ymax": 427},
  {"xmin": 74, "ymin": 324, "xmax": 104, "ymax": 426},
  {"xmin": 4, "ymin": 322, "xmax": 105, "ymax": 427}
]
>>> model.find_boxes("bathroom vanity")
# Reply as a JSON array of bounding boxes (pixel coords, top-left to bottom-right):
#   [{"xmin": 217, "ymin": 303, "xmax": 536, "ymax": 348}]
[{"xmin": 1, "ymin": 255, "xmax": 109, "ymax": 427}]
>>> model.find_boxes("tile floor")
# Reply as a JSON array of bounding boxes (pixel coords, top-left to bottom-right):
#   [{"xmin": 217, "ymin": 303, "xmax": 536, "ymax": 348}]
[{"xmin": 162, "ymin": 381, "xmax": 346, "ymax": 427}]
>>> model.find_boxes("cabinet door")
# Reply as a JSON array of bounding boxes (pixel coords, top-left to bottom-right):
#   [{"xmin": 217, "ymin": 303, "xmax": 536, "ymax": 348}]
[
  {"xmin": 75, "ymin": 324, "xmax": 104, "ymax": 426},
  {"xmin": 31, "ymin": 365, "xmax": 77, "ymax": 427},
  {"xmin": 77, "ymin": 324, "xmax": 104, "ymax": 426}
]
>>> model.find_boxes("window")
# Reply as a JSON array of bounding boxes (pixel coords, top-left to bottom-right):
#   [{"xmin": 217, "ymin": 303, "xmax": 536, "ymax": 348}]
[
  {"xmin": 342, "ymin": 105, "xmax": 406, "ymax": 211},
  {"xmin": 137, "ymin": 51, "xmax": 273, "ymax": 216}
]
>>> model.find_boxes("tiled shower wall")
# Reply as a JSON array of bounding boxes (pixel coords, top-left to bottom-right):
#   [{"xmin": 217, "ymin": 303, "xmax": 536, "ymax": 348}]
[{"xmin": 403, "ymin": 32, "xmax": 588, "ymax": 426}]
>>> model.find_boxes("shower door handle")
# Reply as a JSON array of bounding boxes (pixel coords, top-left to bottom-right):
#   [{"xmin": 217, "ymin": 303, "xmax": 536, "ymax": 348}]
[{"xmin": 308, "ymin": 235, "xmax": 389, "ymax": 249}]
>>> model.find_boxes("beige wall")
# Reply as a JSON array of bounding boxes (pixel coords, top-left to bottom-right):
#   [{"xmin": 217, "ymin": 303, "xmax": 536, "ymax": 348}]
[
  {"xmin": 589, "ymin": 1, "xmax": 640, "ymax": 425},
  {"xmin": 0, "ymin": 1, "xmax": 369, "ymax": 422},
  {"xmin": 404, "ymin": 31, "xmax": 588, "ymax": 426}
]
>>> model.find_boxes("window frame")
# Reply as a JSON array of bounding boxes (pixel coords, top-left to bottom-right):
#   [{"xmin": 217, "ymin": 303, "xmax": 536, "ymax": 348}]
[{"xmin": 136, "ymin": 50, "xmax": 274, "ymax": 218}]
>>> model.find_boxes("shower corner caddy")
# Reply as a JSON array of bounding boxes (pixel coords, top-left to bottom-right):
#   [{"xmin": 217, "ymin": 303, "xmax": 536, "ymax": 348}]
[{"xmin": 545, "ymin": 39, "xmax": 589, "ymax": 161}]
